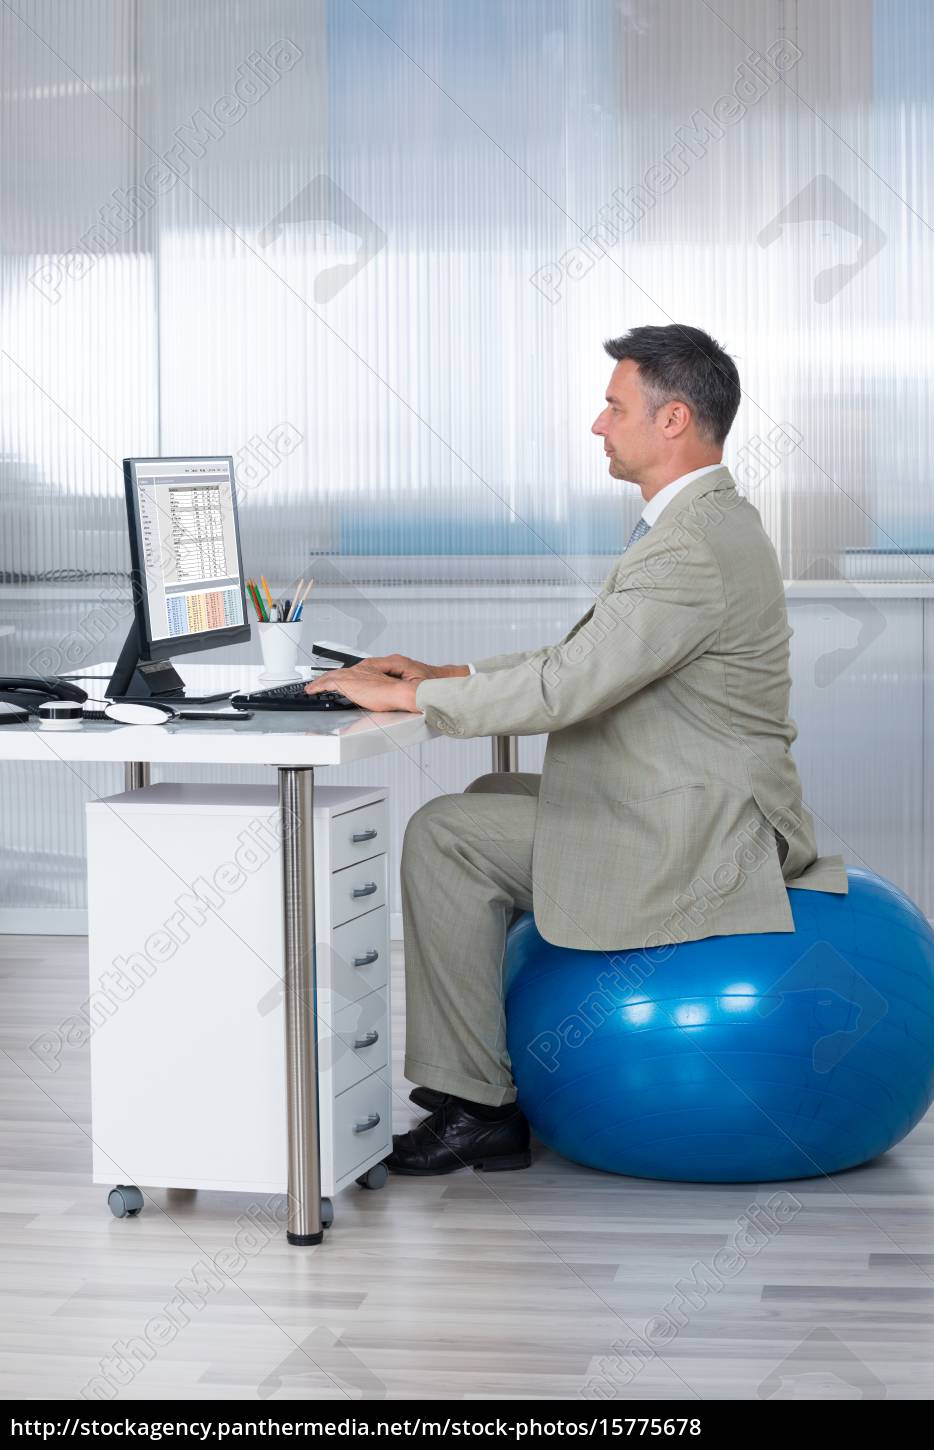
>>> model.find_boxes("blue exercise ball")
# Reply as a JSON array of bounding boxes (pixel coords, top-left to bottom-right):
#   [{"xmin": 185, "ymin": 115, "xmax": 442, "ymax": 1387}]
[{"xmin": 504, "ymin": 868, "xmax": 934, "ymax": 1182}]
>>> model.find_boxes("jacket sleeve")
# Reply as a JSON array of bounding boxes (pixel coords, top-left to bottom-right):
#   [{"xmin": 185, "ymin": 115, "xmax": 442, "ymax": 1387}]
[
  {"xmin": 415, "ymin": 539, "xmax": 725, "ymax": 738},
  {"xmin": 471, "ymin": 648, "xmax": 540, "ymax": 674}
]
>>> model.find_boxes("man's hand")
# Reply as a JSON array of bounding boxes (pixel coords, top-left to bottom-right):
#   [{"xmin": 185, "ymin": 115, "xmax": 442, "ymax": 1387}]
[
  {"xmin": 356, "ymin": 653, "xmax": 470, "ymax": 684},
  {"xmin": 304, "ymin": 662, "xmax": 421, "ymax": 713},
  {"xmin": 304, "ymin": 653, "xmax": 469, "ymax": 714}
]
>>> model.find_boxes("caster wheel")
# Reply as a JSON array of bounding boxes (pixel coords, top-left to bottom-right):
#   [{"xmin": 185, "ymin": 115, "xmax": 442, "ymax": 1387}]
[
  {"xmin": 108, "ymin": 1185, "xmax": 144, "ymax": 1219},
  {"xmin": 320, "ymin": 1197, "xmax": 334, "ymax": 1229},
  {"xmin": 356, "ymin": 1162, "xmax": 389, "ymax": 1191}
]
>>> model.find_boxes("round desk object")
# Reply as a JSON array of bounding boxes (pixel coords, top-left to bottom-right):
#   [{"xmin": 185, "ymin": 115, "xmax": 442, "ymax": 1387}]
[
  {"xmin": 0, "ymin": 700, "xmax": 29, "ymax": 726},
  {"xmin": 37, "ymin": 699, "xmax": 84, "ymax": 730},
  {"xmin": 104, "ymin": 700, "xmax": 176, "ymax": 726}
]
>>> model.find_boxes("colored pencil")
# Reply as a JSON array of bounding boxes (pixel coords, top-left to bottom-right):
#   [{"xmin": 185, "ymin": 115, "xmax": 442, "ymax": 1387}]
[
  {"xmin": 286, "ymin": 579, "xmax": 305, "ymax": 623},
  {"xmin": 300, "ymin": 576, "xmax": 316, "ymax": 618},
  {"xmin": 249, "ymin": 579, "xmax": 268, "ymax": 622}
]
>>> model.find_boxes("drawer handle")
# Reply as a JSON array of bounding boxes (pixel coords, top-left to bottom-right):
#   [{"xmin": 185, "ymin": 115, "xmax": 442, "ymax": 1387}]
[
  {"xmin": 352, "ymin": 827, "xmax": 379, "ymax": 842},
  {"xmin": 352, "ymin": 949, "xmax": 379, "ymax": 967},
  {"xmin": 353, "ymin": 1112, "xmax": 381, "ymax": 1133},
  {"xmin": 353, "ymin": 1030, "xmax": 379, "ymax": 1050},
  {"xmin": 351, "ymin": 881, "xmax": 378, "ymax": 898}
]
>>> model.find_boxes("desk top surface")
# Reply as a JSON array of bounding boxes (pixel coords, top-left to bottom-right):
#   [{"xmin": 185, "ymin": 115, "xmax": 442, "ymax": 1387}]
[{"xmin": 0, "ymin": 665, "xmax": 437, "ymax": 767}]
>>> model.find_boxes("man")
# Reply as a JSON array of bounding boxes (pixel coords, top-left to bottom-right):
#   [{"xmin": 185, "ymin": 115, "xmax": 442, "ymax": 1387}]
[{"xmin": 305, "ymin": 323, "xmax": 847, "ymax": 1176}]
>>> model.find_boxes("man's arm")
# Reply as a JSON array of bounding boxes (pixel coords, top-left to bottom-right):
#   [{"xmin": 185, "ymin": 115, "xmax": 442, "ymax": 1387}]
[
  {"xmin": 414, "ymin": 538, "xmax": 726, "ymax": 738},
  {"xmin": 301, "ymin": 569, "xmax": 623, "ymax": 710}
]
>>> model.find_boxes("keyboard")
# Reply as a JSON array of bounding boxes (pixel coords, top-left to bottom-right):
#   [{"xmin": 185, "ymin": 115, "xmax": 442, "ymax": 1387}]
[{"xmin": 230, "ymin": 680, "xmax": 361, "ymax": 712}]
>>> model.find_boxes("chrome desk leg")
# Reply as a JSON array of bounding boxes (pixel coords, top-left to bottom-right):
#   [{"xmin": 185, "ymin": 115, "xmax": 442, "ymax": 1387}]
[
  {"xmin": 123, "ymin": 762, "xmax": 151, "ymax": 791},
  {"xmin": 492, "ymin": 734, "xmax": 519, "ymax": 774},
  {"xmin": 278, "ymin": 766, "xmax": 323, "ymax": 1246}
]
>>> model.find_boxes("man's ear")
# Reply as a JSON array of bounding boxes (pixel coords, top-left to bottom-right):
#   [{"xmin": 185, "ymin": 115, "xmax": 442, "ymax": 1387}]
[{"xmin": 662, "ymin": 400, "xmax": 692, "ymax": 438}]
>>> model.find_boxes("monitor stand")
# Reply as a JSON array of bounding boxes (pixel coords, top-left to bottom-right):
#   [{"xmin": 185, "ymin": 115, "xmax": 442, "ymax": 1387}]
[{"xmin": 107, "ymin": 624, "xmax": 234, "ymax": 705}]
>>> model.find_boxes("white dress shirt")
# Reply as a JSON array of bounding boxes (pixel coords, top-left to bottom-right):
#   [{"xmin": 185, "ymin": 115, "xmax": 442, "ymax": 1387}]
[
  {"xmin": 464, "ymin": 463, "xmax": 724, "ymax": 674},
  {"xmin": 638, "ymin": 462, "xmax": 723, "ymax": 527}
]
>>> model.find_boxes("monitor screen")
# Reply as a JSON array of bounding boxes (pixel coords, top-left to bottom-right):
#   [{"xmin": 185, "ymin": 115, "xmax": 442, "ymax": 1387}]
[{"xmin": 125, "ymin": 457, "xmax": 246, "ymax": 646}]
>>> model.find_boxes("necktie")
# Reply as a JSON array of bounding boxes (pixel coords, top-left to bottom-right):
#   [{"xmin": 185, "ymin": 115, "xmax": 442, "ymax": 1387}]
[{"xmin": 623, "ymin": 517, "xmax": 650, "ymax": 553}]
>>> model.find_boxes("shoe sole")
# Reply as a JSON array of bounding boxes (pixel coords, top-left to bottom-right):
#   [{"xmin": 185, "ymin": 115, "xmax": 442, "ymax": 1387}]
[
  {"xmin": 474, "ymin": 1151, "xmax": 532, "ymax": 1172},
  {"xmin": 387, "ymin": 1151, "xmax": 532, "ymax": 1177}
]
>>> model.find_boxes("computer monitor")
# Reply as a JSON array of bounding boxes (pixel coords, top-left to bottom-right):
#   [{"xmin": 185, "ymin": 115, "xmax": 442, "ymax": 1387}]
[{"xmin": 108, "ymin": 456, "xmax": 250, "ymax": 702}]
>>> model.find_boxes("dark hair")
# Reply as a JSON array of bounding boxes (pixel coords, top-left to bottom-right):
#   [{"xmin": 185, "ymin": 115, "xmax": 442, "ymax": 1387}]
[{"xmin": 603, "ymin": 324, "xmax": 741, "ymax": 446}]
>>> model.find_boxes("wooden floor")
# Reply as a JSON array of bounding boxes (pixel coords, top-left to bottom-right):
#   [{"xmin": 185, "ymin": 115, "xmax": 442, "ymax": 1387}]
[{"xmin": 1, "ymin": 933, "xmax": 933, "ymax": 1402}]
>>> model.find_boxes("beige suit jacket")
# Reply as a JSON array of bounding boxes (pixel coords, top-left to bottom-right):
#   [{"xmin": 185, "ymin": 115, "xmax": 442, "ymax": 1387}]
[{"xmin": 415, "ymin": 466, "xmax": 847, "ymax": 951}]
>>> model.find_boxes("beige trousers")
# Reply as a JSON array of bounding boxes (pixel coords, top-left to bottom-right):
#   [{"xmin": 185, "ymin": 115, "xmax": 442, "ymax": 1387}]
[{"xmin": 400, "ymin": 771, "xmax": 542, "ymax": 1107}]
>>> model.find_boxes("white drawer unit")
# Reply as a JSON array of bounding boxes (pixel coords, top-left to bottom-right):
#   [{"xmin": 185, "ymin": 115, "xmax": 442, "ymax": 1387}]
[
  {"xmin": 326, "ymin": 907, "xmax": 390, "ymax": 1002},
  {"xmin": 86, "ymin": 783, "xmax": 393, "ymax": 1223},
  {"xmin": 327, "ymin": 987, "xmax": 389, "ymax": 1095},
  {"xmin": 330, "ymin": 854, "xmax": 388, "ymax": 927},
  {"xmin": 329, "ymin": 798, "xmax": 388, "ymax": 872},
  {"xmin": 332, "ymin": 1071, "xmax": 393, "ymax": 1180}
]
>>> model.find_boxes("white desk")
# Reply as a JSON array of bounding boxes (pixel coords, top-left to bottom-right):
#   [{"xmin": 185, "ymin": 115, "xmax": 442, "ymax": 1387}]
[{"xmin": 0, "ymin": 663, "xmax": 436, "ymax": 1246}]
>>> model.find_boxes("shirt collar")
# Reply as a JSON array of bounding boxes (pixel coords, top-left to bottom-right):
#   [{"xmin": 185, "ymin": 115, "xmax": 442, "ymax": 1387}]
[{"xmin": 640, "ymin": 463, "xmax": 724, "ymax": 528}]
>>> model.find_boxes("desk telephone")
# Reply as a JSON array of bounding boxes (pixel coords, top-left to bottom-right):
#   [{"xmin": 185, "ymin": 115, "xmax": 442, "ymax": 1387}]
[{"xmin": 0, "ymin": 675, "xmax": 88, "ymax": 714}]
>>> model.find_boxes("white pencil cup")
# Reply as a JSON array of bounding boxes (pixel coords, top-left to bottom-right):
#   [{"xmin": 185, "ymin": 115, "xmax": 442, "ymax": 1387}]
[{"xmin": 257, "ymin": 621, "xmax": 304, "ymax": 684}]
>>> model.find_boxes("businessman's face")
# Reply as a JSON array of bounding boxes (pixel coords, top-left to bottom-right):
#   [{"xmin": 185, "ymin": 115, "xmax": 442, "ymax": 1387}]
[{"xmin": 592, "ymin": 360, "xmax": 663, "ymax": 484}]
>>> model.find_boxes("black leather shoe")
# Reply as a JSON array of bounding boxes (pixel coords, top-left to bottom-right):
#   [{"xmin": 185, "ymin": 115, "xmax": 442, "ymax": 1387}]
[
  {"xmin": 408, "ymin": 1085, "xmax": 450, "ymax": 1113},
  {"xmin": 386, "ymin": 1098, "xmax": 531, "ymax": 1176}
]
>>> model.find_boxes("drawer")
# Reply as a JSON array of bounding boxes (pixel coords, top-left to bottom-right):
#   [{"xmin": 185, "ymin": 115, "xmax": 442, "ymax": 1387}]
[
  {"xmin": 330, "ymin": 853, "xmax": 387, "ymax": 928},
  {"xmin": 321, "ymin": 907, "xmax": 389, "ymax": 1001},
  {"xmin": 330, "ymin": 799, "xmax": 388, "ymax": 872},
  {"xmin": 332, "ymin": 1070, "xmax": 392, "ymax": 1179},
  {"xmin": 323, "ymin": 987, "xmax": 388, "ymax": 1096}
]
